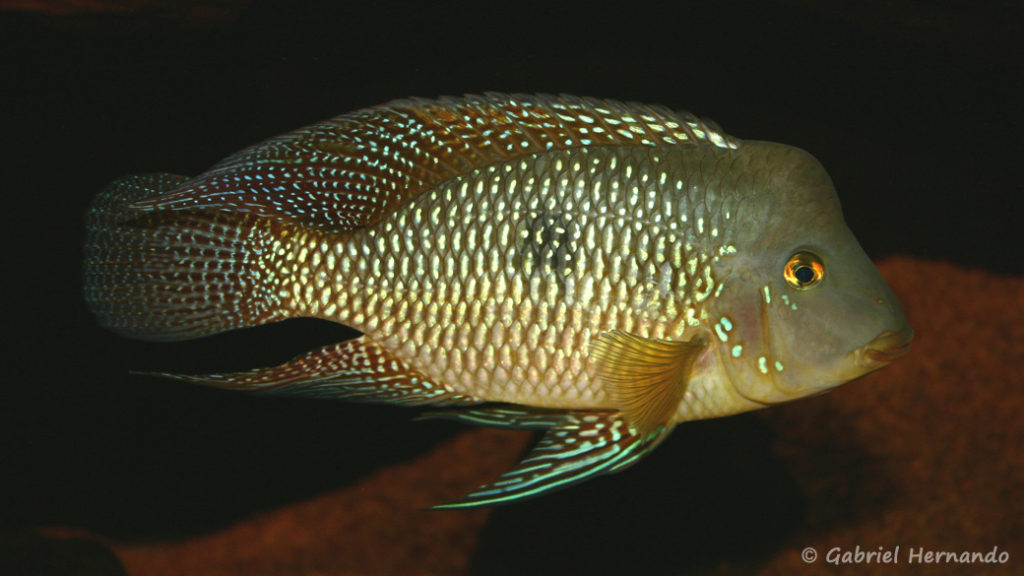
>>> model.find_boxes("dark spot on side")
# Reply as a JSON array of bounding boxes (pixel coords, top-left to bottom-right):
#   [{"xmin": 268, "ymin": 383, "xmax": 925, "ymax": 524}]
[{"xmin": 512, "ymin": 210, "xmax": 580, "ymax": 283}]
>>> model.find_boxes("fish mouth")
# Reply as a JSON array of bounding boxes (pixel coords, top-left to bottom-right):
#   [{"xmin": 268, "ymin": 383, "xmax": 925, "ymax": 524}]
[{"xmin": 859, "ymin": 325, "xmax": 914, "ymax": 366}]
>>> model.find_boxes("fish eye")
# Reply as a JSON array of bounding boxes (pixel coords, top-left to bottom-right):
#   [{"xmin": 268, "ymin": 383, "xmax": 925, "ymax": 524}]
[{"xmin": 784, "ymin": 251, "xmax": 825, "ymax": 290}]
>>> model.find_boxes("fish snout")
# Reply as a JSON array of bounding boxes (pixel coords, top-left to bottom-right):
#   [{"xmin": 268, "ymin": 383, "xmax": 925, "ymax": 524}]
[{"xmin": 859, "ymin": 325, "xmax": 914, "ymax": 366}]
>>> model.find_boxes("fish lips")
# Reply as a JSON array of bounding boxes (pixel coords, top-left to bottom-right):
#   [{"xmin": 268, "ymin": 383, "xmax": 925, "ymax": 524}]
[{"xmin": 859, "ymin": 325, "xmax": 915, "ymax": 366}]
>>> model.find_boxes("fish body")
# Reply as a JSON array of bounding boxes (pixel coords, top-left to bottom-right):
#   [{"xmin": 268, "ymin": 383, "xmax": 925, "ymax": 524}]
[{"xmin": 84, "ymin": 94, "xmax": 912, "ymax": 507}]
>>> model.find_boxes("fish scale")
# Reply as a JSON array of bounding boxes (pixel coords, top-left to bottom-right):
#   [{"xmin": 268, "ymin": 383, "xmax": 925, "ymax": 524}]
[
  {"xmin": 84, "ymin": 93, "xmax": 912, "ymax": 507},
  {"xmin": 267, "ymin": 146, "xmax": 731, "ymax": 409},
  {"xmin": 132, "ymin": 93, "xmax": 734, "ymax": 231}
]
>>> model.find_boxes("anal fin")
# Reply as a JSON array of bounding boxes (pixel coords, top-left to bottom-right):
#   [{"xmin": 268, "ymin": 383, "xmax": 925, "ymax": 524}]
[
  {"xmin": 422, "ymin": 406, "xmax": 670, "ymax": 509},
  {"xmin": 146, "ymin": 336, "xmax": 478, "ymax": 406}
]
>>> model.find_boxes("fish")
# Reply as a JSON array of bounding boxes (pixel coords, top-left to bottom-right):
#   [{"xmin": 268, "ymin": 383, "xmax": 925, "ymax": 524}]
[{"xmin": 83, "ymin": 93, "xmax": 913, "ymax": 508}]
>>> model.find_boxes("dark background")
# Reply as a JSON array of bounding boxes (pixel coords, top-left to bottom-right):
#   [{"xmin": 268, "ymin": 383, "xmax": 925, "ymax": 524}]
[{"xmin": 1, "ymin": 0, "xmax": 1021, "ymax": 569}]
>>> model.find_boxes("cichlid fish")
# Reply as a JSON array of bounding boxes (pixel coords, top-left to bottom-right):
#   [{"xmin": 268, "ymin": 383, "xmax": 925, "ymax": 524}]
[{"xmin": 84, "ymin": 93, "xmax": 913, "ymax": 508}]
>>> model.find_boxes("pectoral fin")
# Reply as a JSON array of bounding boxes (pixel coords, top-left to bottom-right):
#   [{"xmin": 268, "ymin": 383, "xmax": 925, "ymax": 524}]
[
  {"xmin": 422, "ymin": 406, "xmax": 669, "ymax": 509},
  {"xmin": 591, "ymin": 330, "xmax": 707, "ymax": 438},
  {"xmin": 142, "ymin": 336, "xmax": 478, "ymax": 407}
]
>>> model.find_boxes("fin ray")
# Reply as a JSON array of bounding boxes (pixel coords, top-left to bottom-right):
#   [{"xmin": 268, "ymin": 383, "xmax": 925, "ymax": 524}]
[
  {"xmin": 83, "ymin": 174, "xmax": 289, "ymax": 341},
  {"xmin": 591, "ymin": 330, "xmax": 707, "ymax": 438},
  {"xmin": 425, "ymin": 407, "xmax": 669, "ymax": 509},
  {"xmin": 149, "ymin": 336, "xmax": 479, "ymax": 406},
  {"xmin": 130, "ymin": 93, "xmax": 738, "ymax": 231}
]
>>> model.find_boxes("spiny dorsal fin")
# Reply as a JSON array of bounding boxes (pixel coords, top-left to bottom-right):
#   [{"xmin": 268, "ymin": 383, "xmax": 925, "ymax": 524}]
[
  {"xmin": 131, "ymin": 93, "xmax": 739, "ymax": 231},
  {"xmin": 591, "ymin": 330, "xmax": 707, "ymax": 438}
]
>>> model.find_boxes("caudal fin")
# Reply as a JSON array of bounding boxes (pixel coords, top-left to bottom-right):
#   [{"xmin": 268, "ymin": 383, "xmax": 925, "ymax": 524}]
[{"xmin": 83, "ymin": 174, "xmax": 289, "ymax": 341}]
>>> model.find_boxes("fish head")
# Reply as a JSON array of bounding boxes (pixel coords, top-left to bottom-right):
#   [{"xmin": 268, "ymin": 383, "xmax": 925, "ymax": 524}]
[{"xmin": 709, "ymin": 142, "xmax": 913, "ymax": 406}]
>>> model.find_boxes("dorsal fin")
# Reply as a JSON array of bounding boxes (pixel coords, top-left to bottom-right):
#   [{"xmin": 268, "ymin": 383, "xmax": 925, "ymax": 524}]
[{"xmin": 131, "ymin": 93, "xmax": 740, "ymax": 231}]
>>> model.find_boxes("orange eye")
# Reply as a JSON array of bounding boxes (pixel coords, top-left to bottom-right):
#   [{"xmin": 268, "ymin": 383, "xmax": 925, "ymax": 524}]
[{"xmin": 784, "ymin": 251, "xmax": 824, "ymax": 290}]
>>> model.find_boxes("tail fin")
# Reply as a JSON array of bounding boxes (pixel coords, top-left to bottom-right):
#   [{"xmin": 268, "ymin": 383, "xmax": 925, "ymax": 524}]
[{"xmin": 83, "ymin": 174, "xmax": 289, "ymax": 341}]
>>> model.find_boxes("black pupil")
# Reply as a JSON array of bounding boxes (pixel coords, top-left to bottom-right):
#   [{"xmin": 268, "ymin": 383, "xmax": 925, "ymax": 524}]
[{"xmin": 794, "ymin": 265, "xmax": 816, "ymax": 284}]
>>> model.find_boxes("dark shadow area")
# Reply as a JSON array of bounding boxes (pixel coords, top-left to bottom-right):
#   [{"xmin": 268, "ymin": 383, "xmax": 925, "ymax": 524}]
[
  {"xmin": 6, "ymin": 312, "xmax": 465, "ymax": 539},
  {"xmin": 0, "ymin": 532, "xmax": 127, "ymax": 576},
  {"xmin": 469, "ymin": 416, "xmax": 810, "ymax": 575}
]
